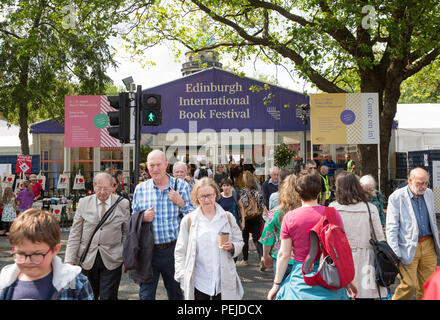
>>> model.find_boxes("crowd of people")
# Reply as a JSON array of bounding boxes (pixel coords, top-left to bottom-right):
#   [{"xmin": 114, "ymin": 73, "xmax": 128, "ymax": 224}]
[{"xmin": 0, "ymin": 149, "xmax": 440, "ymax": 301}]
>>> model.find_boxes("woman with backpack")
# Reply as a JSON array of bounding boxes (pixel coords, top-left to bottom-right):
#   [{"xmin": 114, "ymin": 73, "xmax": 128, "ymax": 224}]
[
  {"xmin": 267, "ymin": 169, "xmax": 358, "ymax": 300},
  {"xmin": 236, "ymin": 171, "xmax": 265, "ymax": 269},
  {"xmin": 174, "ymin": 178, "xmax": 244, "ymax": 300},
  {"xmin": 329, "ymin": 171, "xmax": 387, "ymax": 299}
]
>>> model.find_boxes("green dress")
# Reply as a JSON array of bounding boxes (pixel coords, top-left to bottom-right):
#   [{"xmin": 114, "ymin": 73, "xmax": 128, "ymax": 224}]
[{"xmin": 259, "ymin": 208, "xmax": 294, "ymax": 264}]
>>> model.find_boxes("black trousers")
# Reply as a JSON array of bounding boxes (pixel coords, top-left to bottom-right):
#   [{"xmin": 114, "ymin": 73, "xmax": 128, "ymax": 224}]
[
  {"xmin": 194, "ymin": 288, "xmax": 221, "ymax": 300},
  {"xmin": 242, "ymin": 215, "xmax": 263, "ymax": 261},
  {"xmin": 82, "ymin": 251, "xmax": 122, "ymax": 300}
]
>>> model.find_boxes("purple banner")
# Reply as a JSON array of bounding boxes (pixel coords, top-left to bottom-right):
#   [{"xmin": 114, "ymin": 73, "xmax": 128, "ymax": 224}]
[{"xmin": 141, "ymin": 68, "xmax": 309, "ymax": 133}]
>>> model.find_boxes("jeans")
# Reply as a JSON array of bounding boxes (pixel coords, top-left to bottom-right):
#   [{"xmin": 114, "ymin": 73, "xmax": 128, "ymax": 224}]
[{"xmin": 139, "ymin": 242, "xmax": 183, "ymax": 300}]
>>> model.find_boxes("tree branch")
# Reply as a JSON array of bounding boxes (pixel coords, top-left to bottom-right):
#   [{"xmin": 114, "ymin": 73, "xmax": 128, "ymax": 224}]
[
  {"xmin": 190, "ymin": 0, "xmax": 345, "ymax": 93},
  {"xmin": 403, "ymin": 49, "xmax": 440, "ymax": 79}
]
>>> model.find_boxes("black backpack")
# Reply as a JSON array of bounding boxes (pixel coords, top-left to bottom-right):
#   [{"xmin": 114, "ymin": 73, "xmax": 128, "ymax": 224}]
[
  {"xmin": 366, "ymin": 202, "xmax": 406, "ymax": 296},
  {"xmin": 198, "ymin": 167, "xmax": 209, "ymax": 179}
]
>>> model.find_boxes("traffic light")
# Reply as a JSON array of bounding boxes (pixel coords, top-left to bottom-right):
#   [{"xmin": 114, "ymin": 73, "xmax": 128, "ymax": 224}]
[
  {"xmin": 142, "ymin": 94, "xmax": 161, "ymax": 126},
  {"xmin": 106, "ymin": 92, "xmax": 131, "ymax": 143}
]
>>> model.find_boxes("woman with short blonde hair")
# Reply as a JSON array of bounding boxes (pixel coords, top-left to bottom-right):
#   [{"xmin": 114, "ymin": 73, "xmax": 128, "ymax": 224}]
[{"xmin": 175, "ymin": 177, "xmax": 244, "ymax": 300}]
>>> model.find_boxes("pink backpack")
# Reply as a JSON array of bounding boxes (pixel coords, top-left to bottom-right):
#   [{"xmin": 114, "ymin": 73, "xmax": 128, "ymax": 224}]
[{"xmin": 301, "ymin": 207, "xmax": 355, "ymax": 290}]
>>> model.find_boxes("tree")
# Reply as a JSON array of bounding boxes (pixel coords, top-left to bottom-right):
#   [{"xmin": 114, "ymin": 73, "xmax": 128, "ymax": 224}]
[
  {"xmin": 399, "ymin": 60, "xmax": 440, "ymax": 103},
  {"xmin": 125, "ymin": 0, "xmax": 440, "ymax": 194},
  {"xmin": 274, "ymin": 143, "xmax": 296, "ymax": 169},
  {"xmin": 0, "ymin": 0, "xmax": 127, "ymax": 154}
]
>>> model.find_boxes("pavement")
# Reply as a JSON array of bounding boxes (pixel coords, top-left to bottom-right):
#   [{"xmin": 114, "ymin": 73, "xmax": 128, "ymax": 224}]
[
  {"xmin": 1, "ymin": 216, "xmax": 439, "ymax": 300},
  {"xmin": 0, "ymin": 232, "xmax": 273, "ymax": 300}
]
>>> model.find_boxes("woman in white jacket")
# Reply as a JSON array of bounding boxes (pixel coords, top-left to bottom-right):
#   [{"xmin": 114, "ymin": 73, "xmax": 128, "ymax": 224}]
[
  {"xmin": 174, "ymin": 177, "xmax": 244, "ymax": 300},
  {"xmin": 329, "ymin": 171, "xmax": 387, "ymax": 299}
]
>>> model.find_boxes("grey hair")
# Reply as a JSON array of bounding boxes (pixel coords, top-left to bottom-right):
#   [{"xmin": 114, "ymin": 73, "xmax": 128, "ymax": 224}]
[
  {"xmin": 270, "ymin": 167, "xmax": 279, "ymax": 174},
  {"xmin": 173, "ymin": 161, "xmax": 187, "ymax": 173},
  {"xmin": 93, "ymin": 172, "xmax": 113, "ymax": 186},
  {"xmin": 359, "ymin": 174, "xmax": 376, "ymax": 188}
]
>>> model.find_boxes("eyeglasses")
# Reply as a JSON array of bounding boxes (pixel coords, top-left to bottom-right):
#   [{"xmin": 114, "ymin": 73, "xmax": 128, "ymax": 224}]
[
  {"xmin": 198, "ymin": 193, "xmax": 216, "ymax": 201},
  {"xmin": 12, "ymin": 247, "xmax": 52, "ymax": 265},
  {"xmin": 94, "ymin": 186, "xmax": 112, "ymax": 192}
]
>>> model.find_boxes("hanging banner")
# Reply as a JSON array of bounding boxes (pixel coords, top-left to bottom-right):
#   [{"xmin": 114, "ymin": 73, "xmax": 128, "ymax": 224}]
[
  {"xmin": 16, "ymin": 155, "xmax": 32, "ymax": 176},
  {"xmin": 432, "ymin": 161, "xmax": 440, "ymax": 213},
  {"xmin": 64, "ymin": 95, "xmax": 121, "ymax": 147},
  {"xmin": 310, "ymin": 93, "xmax": 379, "ymax": 144}
]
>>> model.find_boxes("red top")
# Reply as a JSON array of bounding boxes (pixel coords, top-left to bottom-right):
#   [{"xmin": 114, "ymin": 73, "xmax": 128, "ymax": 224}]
[
  {"xmin": 30, "ymin": 182, "xmax": 43, "ymax": 199},
  {"xmin": 280, "ymin": 205, "xmax": 344, "ymax": 262}
]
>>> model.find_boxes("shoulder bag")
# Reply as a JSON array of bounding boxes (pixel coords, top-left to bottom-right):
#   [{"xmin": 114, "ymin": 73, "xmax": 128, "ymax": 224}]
[{"xmin": 366, "ymin": 201, "xmax": 405, "ymax": 297}]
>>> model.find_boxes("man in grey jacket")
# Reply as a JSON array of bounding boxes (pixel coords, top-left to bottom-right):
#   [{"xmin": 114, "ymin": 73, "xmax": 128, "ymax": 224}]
[
  {"xmin": 386, "ymin": 167, "xmax": 440, "ymax": 300},
  {"xmin": 65, "ymin": 172, "xmax": 130, "ymax": 300}
]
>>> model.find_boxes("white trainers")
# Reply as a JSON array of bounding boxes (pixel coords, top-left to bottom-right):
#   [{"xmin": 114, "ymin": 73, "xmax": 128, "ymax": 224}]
[{"xmin": 236, "ymin": 260, "xmax": 248, "ymax": 266}]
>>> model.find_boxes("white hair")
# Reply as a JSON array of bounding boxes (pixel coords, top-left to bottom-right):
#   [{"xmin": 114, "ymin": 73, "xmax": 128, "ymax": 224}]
[
  {"xmin": 93, "ymin": 172, "xmax": 112, "ymax": 186},
  {"xmin": 359, "ymin": 174, "xmax": 376, "ymax": 188},
  {"xmin": 173, "ymin": 161, "xmax": 187, "ymax": 173}
]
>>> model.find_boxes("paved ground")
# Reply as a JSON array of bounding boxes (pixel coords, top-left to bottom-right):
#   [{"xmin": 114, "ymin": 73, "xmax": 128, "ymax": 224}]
[
  {"xmin": 0, "ymin": 233, "xmax": 273, "ymax": 300},
  {"xmin": 2, "ymin": 216, "xmax": 439, "ymax": 300}
]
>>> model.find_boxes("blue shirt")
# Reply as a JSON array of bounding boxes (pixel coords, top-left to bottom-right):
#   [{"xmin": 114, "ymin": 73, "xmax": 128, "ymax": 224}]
[
  {"xmin": 132, "ymin": 176, "xmax": 194, "ymax": 244},
  {"xmin": 11, "ymin": 272, "xmax": 56, "ymax": 300},
  {"xmin": 323, "ymin": 160, "xmax": 337, "ymax": 176},
  {"xmin": 407, "ymin": 187, "xmax": 432, "ymax": 238}
]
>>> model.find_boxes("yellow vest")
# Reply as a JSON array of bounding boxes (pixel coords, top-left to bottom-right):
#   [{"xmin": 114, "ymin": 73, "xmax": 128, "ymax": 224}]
[{"xmin": 320, "ymin": 174, "xmax": 330, "ymax": 200}]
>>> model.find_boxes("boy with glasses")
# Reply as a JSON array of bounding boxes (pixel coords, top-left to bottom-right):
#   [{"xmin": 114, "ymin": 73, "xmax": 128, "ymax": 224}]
[{"xmin": 0, "ymin": 208, "xmax": 93, "ymax": 300}]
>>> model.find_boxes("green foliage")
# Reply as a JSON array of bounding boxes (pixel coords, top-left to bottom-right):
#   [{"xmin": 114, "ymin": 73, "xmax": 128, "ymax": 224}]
[
  {"xmin": 399, "ymin": 60, "xmax": 440, "ymax": 103},
  {"xmin": 139, "ymin": 145, "xmax": 153, "ymax": 163},
  {"xmin": 274, "ymin": 143, "xmax": 296, "ymax": 169},
  {"xmin": 0, "ymin": 0, "xmax": 127, "ymax": 153}
]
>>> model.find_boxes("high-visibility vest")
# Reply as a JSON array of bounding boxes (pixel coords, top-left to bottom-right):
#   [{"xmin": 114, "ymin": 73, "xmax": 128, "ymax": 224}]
[
  {"xmin": 320, "ymin": 174, "xmax": 330, "ymax": 200},
  {"xmin": 347, "ymin": 159, "xmax": 356, "ymax": 173}
]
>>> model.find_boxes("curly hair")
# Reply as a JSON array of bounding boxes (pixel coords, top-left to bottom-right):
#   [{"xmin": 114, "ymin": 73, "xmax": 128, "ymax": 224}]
[{"xmin": 278, "ymin": 174, "xmax": 302, "ymax": 214}]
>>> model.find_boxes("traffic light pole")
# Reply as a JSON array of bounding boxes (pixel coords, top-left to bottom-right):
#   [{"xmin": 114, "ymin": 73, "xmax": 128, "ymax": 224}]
[{"xmin": 133, "ymin": 85, "xmax": 142, "ymax": 191}]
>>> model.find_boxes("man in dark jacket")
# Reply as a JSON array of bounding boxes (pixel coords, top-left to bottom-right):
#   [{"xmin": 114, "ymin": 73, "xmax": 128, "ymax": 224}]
[{"xmin": 262, "ymin": 167, "xmax": 279, "ymax": 210}]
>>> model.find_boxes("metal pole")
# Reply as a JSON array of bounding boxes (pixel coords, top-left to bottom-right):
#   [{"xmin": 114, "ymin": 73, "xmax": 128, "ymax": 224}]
[{"xmin": 133, "ymin": 85, "xmax": 142, "ymax": 191}]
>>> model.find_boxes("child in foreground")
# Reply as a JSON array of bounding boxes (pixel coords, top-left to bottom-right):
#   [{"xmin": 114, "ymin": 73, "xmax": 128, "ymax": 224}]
[{"xmin": 0, "ymin": 208, "xmax": 94, "ymax": 300}]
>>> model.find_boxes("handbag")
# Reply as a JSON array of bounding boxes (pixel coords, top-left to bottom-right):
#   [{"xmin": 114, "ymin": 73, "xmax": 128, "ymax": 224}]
[
  {"xmin": 79, "ymin": 196, "xmax": 124, "ymax": 265},
  {"xmin": 366, "ymin": 201, "xmax": 405, "ymax": 297}
]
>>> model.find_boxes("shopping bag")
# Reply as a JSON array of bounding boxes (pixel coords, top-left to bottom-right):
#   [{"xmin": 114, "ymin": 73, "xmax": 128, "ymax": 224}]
[
  {"xmin": 72, "ymin": 170, "xmax": 85, "ymax": 190},
  {"xmin": 57, "ymin": 172, "xmax": 69, "ymax": 189},
  {"xmin": 1, "ymin": 173, "xmax": 15, "ymax": 189},
  {"xmin": 50, "ymin": 205, "xmax": 63, "ymax": 220},
  {"xmin": 37, "ymin": 171, "xmax": 46, "ymax": 190},
  {"xmin": 14, "ymin": 173, "xmax": 25, "ymax": 194}
]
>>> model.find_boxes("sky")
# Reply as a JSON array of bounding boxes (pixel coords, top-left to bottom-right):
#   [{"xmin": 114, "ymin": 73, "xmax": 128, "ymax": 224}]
[{"xmin": 105, "ymin": 40, "xmax": 315, "ymax": 94}]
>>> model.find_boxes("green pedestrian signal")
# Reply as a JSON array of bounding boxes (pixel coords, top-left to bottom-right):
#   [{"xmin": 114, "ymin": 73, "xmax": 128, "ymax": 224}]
[{"xmin": 142, "ymin": 94, "xmax": 161, "ymax": 126}]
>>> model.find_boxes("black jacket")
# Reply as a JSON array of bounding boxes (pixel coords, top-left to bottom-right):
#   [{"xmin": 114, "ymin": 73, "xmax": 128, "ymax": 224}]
[{"xmin": 122, "ymin": 211, "xmax": 154, "ymax": 284}]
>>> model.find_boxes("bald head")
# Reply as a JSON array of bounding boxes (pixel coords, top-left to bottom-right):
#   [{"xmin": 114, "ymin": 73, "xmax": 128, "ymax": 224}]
[
  {"xmin": 408, "ymin": 167, "xmax": 429, "ymax": 197},
  {"xmin": 147, "ymin": 149, "xmax": 166, "ymax": 162},
  {"xmin": 147, "ymin": 149, "xmax": 168, "ymax": 182}
]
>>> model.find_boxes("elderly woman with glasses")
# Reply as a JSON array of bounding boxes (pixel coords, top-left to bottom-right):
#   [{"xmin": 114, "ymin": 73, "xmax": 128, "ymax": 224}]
[{"xmin": 174, "ymin": 177, "xmax": 244, "ymax": 300}]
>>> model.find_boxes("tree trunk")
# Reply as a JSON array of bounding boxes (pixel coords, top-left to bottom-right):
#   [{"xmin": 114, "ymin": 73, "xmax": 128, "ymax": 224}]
[{"xmin": 19, "ymin": 102, "xmax": 30, "ymax": 155}]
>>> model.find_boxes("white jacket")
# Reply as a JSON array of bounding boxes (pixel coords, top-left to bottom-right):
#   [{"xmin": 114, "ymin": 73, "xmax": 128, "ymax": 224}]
[
  {"xmin": 174, "ymin": 203, "xmax": 244, "ymax": 300},
  {"xmin": 386, "ymin": 186, "xmax": 440, "ymax": 265}
]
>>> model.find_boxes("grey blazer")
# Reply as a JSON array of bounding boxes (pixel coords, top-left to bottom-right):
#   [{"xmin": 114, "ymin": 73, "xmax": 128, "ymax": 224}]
[
  {"xmin": 386, "ymin": 186, "xmax": 440, "ymax": 265},
  {"xmin": 65, "ymin": 193, "xmax": 131, "ymax": 270}
]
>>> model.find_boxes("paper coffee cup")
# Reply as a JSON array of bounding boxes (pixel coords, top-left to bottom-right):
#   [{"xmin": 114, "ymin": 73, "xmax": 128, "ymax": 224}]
[{"xmin": 218, "ymin": 232, "xmax": 229, "ymax": 248}]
